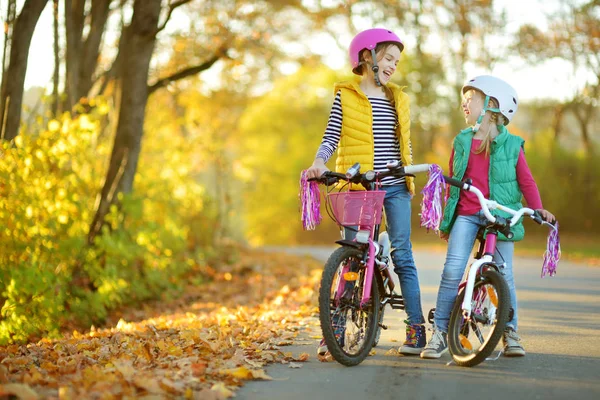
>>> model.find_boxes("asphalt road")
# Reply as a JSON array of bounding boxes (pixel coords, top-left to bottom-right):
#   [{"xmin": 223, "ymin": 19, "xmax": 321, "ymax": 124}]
[{"xmin": 238, "ymin": 246, "xmax": 600, "ymax": 400}]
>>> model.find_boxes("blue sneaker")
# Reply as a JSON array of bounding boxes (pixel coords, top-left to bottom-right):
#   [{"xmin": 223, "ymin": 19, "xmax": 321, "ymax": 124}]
[
  {"xmin": 399, "ymin": 321, "xmax": 427, "ymax": 355},
  {"xmin": 420, "ymin": 328, "xmax": 448, "ymax": 359}
]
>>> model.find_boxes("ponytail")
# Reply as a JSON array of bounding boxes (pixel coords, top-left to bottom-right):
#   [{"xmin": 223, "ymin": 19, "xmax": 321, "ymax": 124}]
[{"xmin": 474, "ymin": 97, "xmax": 505, "ymax": 155}]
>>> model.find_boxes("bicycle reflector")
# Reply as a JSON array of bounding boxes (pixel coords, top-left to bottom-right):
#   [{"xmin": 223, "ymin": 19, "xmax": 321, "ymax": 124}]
[
  {"xmin": 487, "ymin": 286, "xmax": 498, "ymax": 307},
  {"xmin": 343, "ymin": 272, "xmax": 359, "ymax": 281},
  {"xmin": 460, "ymin": 334, "xmax": 473, "ymax": 350},
  {"xmin": 355, "ymin": 230, "xmax": 370, "ymax": 243}
]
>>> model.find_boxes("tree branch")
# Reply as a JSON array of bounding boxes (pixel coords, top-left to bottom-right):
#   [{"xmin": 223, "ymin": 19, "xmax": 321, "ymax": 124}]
[
  {"xmin": 147, "ymin": 47, "xmax": 228, "ymax": 94},
  {"xmin": 156, "ymin": 0, "xmax": 192, "ymax": 34}
]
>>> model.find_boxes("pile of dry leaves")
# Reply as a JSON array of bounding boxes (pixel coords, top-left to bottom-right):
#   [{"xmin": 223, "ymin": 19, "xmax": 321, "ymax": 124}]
[{"xmin": 0, "ymin": 248, "xmax": 323, "ymax": 399}]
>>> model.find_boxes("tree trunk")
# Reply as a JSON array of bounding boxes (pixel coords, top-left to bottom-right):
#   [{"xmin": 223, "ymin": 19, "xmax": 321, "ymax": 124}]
[
  {"xmin": 1, "ymin": 0, "xmax": 17, "ymax": 126},
  {"xmin": 551, "ymin": 104, "xmax": 564, "ymax": 142},
  {"xmin": 78, "ymin": 0, "xmax": 112, "ymax": 99},
  {"xmin": 52, "ymin": 0, "xmax": 60, "ymax": 116},
  {"xmin": 0, "ymin": 0, "xmax": 48, "ymax": 141},
  {"xmin": 64, "ymin": 0, "xmax": 85, "ymax": 111},
  {"xmin": 88, "ymin": 0, "xmax": 162, "ymax": 243}
]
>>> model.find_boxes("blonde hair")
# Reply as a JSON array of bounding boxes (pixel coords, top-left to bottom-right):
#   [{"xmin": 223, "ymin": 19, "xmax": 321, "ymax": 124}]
[
  {"xmin": 356, "ymin": 42, "xmax": 400, "ymax": 106},
  {"xmin": 472, "ymin": 92, "xmax": 506, "ymax": 155}
]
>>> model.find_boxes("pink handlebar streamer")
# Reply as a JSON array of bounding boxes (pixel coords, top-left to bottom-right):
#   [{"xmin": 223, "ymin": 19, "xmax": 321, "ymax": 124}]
[
  {"xmin": 541, "ymin": 222, "xmax": 561, "ymax": 277},
  {"xmin": 300, "ymin": 170, "xmax": 322, "ymax": 230},
  {"xmin": 420, "ymin": 164, "xmax": 445, "ymax": 232}
]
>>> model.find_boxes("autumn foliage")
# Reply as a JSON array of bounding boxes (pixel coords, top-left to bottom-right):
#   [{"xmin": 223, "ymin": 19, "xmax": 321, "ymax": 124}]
[
  {"xmin": 0, "ymin": 248, "xmax": 323, "ymax": 398},
  {"xmin": 0, "ymin": 102, "xmax": 215, "ymax": 345}
]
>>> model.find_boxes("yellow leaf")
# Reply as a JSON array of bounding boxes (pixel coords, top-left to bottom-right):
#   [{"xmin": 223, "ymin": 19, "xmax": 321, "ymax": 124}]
[
  {"xmin": 294, "ymin": 352, "xmax": 310, "ymax": 362},
  {"xmin": 113, "ymin": 361, "xmax": 135, "ymax": 381},
  {"xmin": 133, "ymin": 376, "xmax": 164, "ymax": 394},
  {"xmin": 0, "ymin": 383, "xmax": 39, "ymax": 400},
  {"xmin": 210, "ymin": 382, "xmax": 234, "ymax": 399},
  {"xmin": 220, "ymin": 366, "xmax": 273, "ymax": 381}
]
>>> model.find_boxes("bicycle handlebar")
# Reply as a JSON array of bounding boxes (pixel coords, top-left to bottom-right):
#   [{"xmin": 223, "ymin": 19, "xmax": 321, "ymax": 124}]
[
  {"xmin": 443, "ymin": 175, "xmax": 555, "ymax": 231},
  {"xmin": 308, "ymin": 162, "xmax": 432, "ymax": 188}
]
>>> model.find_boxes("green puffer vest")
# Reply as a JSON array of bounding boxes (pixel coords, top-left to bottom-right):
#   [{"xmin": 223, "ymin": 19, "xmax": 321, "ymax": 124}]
[{"xmin": 440, "ymin": 125, "xmax": 526, "ymax": 241}]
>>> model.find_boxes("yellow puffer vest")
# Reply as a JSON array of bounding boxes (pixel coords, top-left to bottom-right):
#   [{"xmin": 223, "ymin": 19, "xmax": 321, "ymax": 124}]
[{"xmin": 334, "ymin": 80, "xmax": 414, "ymax": 195}]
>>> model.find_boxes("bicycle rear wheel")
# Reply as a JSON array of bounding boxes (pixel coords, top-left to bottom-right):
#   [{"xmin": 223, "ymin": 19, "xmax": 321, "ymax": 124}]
[
  {"xmin": 447, "ymin": 268, "xmax": 510, "ymax": 367},
  {"xmin": 319, "ymin": 246, "xmax": 380, "ymax": 366},
  {"xmin": 373, "ymin": 302, "xmax": 385, "ymax": 347}
]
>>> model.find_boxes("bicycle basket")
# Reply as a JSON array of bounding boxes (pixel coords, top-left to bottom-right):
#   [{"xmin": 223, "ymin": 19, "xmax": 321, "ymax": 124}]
[{"xmin": 327, "ymin": 191, "xmax": 386, "ymax": 228}]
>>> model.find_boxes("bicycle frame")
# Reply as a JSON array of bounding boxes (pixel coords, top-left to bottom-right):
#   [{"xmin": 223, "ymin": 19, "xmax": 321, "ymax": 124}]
[
  {"xmin": 453, "ymin": 180, "xmax": 553, "ymax": 319},
  {"xmin": 333, "ymin": 212, "xmax": 382, "ymax": 310},
  {"xmin": 461, "ymin": 235, "xmax": 498, "ymax": 319},
  {"xmin": 310, "ymin": 162, "xmax": 431, "ymax": 311}
]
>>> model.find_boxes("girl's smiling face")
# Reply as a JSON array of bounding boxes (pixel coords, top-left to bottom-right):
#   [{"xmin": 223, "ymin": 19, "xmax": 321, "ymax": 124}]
[
  {"xmin": 376, "ymin": 44, "xmax": 401, "ymax": 84},
  {"xmin": 462, "ymin": 89, "xmax": 485, "ymax": 126}
]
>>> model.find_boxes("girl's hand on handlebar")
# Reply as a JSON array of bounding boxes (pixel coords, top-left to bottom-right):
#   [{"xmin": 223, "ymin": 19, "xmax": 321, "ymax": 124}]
[
  {"xmin": 306, "ymin": 159, "xmax": 330, "ymax": 179},
  {"xmin": 536, "ymin": 209, "xmax": 556, "ymax": 224}
]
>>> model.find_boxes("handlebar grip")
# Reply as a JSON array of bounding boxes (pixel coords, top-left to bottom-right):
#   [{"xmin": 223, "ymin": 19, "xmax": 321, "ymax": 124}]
[
  {"xmin": 308, "ymin": 172, "xmax": 345, "ymax": 186},
  {"xmin": 443, "ymin": 175, "xmax": 468, "ymax": 189},
  {"xmin": 531, "ymin": 210, "xmax": 544, "ymax": 225},
  {"xmin": 403, "ymin": 164, "xmax": 431, "ymax": 175}
]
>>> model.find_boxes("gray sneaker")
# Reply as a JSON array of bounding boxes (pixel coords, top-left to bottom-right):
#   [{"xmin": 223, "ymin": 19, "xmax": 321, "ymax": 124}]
[
  {"xmin": 503, "ymin": 328, "xmax": 526, "ymax": 357},
  {"xmin": 420, "ymin": 328, "xmax": 448, "ymax": 359}
]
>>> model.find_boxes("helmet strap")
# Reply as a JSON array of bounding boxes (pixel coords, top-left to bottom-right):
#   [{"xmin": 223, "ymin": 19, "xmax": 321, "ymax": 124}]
[
  {"xmin": 370, "ymin": 49, "xmax": 382, "ymax": 87},
  {"xmin": 473, "ymin": 95, "xmax": 501, "ymax": 132}
]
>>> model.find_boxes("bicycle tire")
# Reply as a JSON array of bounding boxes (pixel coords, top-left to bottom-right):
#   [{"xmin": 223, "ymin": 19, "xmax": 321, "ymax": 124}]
[
  {"xmin": 319, "ymin": 246, "xmax": 380, "ymax": 366},
  {"xmin": 373, "ymin": 302, "xmax": 385, "ymax": 347},
  {"xmin": 447, "ymin": 269, "xmax": 510, "ymax": 367},
  {"xmin": 372, "ymin": 270, "xmax": 387, "ymax": 347}
]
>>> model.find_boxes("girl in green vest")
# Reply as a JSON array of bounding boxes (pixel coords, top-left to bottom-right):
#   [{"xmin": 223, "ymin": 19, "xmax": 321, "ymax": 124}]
[
  {"xmin": 421, "ymin": 75, "xmax": 556, "ymax": 359},
  {"xmin": 305, "ymin": 28, "xmax": 427, "ymax": 357}
]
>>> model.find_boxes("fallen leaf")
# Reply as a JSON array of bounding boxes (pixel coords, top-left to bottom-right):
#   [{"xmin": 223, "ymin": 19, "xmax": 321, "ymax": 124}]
[
  {"xmin": 114, "ymin": 360, "xmax": 135, "ymax": 381},
  {"xmin": 0, "ymin": 365, "xmax": 9, "ymax": 383},
  {"xmin": 385, "ymin": 348, "xmax": 400, "ymax": 356},
  {"xmin": 133, "ymin": 376, "xmax": 164, "ymax": 394},
  {"xmin": 294, "ymin": 352, "xmax": 309, "ymax": 362},
  {"xmin": 191, "ymin": 362, "xmax": 207, "ymax": 377},
  {"xmin": 210, "ymin": 382, "xmax": 234, "ymax": 399},
  {"xmin": 0, "ymin": 383, "xmax": 39, "ymax": 400}
]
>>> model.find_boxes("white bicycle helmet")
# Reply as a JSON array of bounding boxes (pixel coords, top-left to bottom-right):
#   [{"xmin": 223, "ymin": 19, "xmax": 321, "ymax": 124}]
[{"xmin": 462, "ymin": 75, "xmax": 518, "ymax": 130}]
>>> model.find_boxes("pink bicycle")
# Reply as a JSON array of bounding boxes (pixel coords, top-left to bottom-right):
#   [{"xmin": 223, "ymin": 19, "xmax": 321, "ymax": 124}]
[
  {"xmin": 305, "ymin": 162, "xmax": 430, "ymax": 366},
  {"xmin": 438, "ymin": 174, "xmax": 560, "ymax": 367}
]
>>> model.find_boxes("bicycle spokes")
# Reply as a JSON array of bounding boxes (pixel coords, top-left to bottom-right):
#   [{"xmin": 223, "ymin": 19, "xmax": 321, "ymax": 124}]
[
  {"xmin": 319, "ymin": 246, "xmax": 380, "ymax": 366},
  {"xmin": 459, "ymin": 283, "xmax": 499, "ymax": 351}
]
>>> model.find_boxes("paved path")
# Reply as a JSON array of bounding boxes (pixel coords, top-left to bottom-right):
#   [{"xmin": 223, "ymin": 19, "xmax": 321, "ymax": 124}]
[{"xmin": 239, "ymin": 246, "xmax": 600, "ymax": 400}]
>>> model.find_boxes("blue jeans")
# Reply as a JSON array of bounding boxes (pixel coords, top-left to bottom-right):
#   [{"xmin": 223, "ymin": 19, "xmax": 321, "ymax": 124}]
[
  {"xmin": 433, "ymin": 212, "xmax": 518, "ymax": 333},
  {"xmin": 345, "ymin": 184, "xmax": 424, "ymax": 325}
]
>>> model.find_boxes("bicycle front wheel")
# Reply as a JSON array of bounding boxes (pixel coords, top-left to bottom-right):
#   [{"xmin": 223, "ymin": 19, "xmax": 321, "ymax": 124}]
[
  {"xmin": 319, "ymin": 246, "xmax": 380, "ymax": 366},
  {"xmin": 447, "ymin": 269, "xmax": 510, "ymax": 367}
]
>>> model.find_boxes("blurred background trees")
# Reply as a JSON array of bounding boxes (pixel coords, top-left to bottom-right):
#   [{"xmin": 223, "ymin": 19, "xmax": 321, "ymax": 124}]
[{"xmin": 0, "ymin": 0, "xmax": 598, "ymax": 343}]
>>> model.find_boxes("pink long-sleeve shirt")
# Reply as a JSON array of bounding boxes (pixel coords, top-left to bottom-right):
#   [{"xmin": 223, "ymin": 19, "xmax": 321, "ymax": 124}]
[{"xmin": 449, "ymin": 139, "xmax": 543, "ymax": 216}]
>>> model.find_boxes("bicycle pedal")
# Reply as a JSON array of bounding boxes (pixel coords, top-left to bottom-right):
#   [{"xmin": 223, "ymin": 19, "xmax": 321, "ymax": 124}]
[
  {"xmin": 428, "ymin": 308, "xmax": 436, "ymax": 324},
  {"xmin": 388, "ymin": 293, "xmax": 405, "ymax": 310},
  {"xmin": 378, "ymin": 323, "xmax": 388, "ymax": 330}
]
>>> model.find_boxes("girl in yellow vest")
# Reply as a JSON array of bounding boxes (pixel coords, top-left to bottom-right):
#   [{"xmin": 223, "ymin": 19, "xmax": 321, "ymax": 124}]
[
  {"xmin": 305, "ymin": 28, "xmax": 427, "ymax": 356},
  {"xmin": 420, "ymin": 75, "xmax": 556, "ymax": 359}
]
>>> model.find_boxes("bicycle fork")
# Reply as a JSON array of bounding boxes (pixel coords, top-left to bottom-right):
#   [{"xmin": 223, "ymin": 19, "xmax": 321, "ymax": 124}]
[
  {"xmin": 461, "ymin": 231, "xmax": 500, "ymax": 319},
  {"xmin": 461, "ymin": 255, "xmax": 493, "ymax": 319},
  {"xmin": 332, "ymin": 240, "xmax": 377, "ymax": 309}
]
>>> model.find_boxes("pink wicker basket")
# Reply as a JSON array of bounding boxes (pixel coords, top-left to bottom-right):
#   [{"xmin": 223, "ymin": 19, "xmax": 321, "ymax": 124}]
[{"xmin": 327, "ymin": 191, "xmax": 386, "ymax": 228}]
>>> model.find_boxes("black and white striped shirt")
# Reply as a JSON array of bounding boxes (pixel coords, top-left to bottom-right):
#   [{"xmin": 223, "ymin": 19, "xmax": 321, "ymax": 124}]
[{"xmin": 316, "ymin": 91, "xmax": 405, "ymax": 186}]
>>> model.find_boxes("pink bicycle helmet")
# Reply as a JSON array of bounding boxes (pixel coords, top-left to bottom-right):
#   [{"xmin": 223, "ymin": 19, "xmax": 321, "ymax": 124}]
[{"xmin": 349, "ymin": 28, "xmax": 404, "ymax": 75}]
